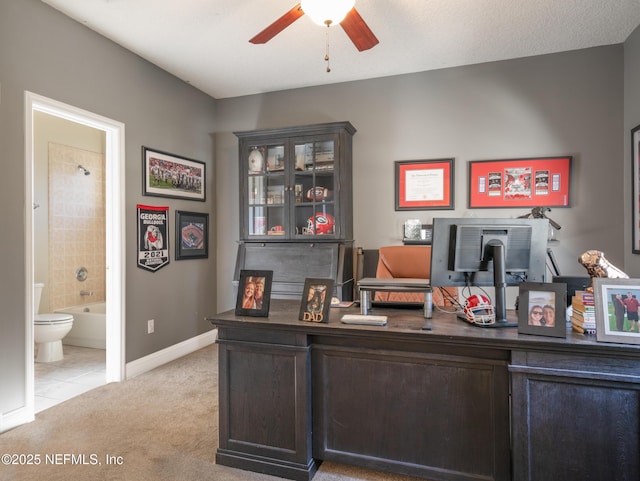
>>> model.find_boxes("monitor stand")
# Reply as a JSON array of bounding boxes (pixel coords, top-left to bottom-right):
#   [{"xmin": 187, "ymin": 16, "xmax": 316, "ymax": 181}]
[{"xmin": 458, "ymin": 242, "xmax": 518, "ymax": 328}]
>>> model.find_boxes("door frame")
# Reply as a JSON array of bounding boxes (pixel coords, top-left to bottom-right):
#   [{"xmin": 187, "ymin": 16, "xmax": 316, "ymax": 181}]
[{"xmin": 24, "ymin": 92, "xmax": 126, "ymax": 416}]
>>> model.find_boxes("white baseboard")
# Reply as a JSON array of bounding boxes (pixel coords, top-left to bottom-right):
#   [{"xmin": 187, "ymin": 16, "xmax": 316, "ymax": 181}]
[
  {"xmin": 125, "ymin": 329, "xmax": 217, "ymax": 379},
  {"xmin": 1, "ymin": 406, "xmax": 35, "ymax": 434}
]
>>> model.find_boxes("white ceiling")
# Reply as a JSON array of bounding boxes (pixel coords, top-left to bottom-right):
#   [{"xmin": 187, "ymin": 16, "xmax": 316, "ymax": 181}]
[{"xmin": 42, "ymin": 0, "xmax": 640, "ymax": 99}]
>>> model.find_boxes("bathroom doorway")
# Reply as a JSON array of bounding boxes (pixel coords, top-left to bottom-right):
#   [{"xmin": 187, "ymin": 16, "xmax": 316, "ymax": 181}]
[{"xmin": 25, "ymin": 92, "xmax": 125, "ymax": 416}]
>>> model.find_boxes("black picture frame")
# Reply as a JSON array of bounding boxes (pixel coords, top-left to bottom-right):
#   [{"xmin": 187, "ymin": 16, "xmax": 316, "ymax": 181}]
[
  {"xmin": 517, "ymin": 282, "xmax": 567, "ymax": 338},
  {"xmin": 142, "ymin": 146, "xmax": 206, "ymax": 201},
  {"xmin": 235, "ymin": 270, "xmax": 273, "ymax": 317},
  {"xmin": 394, "ymin": 159, "xmax": 454, "ymax": 211},
  {"xmin": 175, "ymin": 210, "xmax": 209, "ymax": 260},
  {"xmin": 593, "ymin": 278, "xmax": 640, "ymax": 344},
  {"xmin": 632, "ymin": 124, "xmax": 640, "ymax": 253},
  {"xmin": 299, "ymin": 278, "xmax": 334, "ymax": 323}
]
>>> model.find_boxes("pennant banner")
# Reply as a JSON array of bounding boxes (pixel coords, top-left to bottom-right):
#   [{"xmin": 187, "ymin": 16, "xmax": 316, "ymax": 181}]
[{"xmin": 137, "ymin": 204, "xmax": 169, "ymax": 272}]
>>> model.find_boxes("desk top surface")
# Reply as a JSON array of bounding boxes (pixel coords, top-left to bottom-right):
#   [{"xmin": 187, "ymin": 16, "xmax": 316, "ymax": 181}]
[{"xmin": 208, "ymin": 299, "xmax": 640, "ymax": 357}]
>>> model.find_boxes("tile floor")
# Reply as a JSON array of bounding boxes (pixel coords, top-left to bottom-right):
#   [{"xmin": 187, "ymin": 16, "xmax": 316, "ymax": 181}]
[{"xmin": 34, "ymin": 345, "xmax": 106, "ymax": 413}]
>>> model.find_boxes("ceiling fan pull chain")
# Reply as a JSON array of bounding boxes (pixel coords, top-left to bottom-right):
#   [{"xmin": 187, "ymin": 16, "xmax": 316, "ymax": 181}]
[{"xmin": 325, "ymin": 24, "xmax": 331, "ymax": 73}]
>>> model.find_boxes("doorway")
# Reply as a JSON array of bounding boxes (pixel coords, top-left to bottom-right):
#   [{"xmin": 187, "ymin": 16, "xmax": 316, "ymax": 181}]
[{"xmin": 25, "ymin": 92, "xmax": 125, "ymax": 416}]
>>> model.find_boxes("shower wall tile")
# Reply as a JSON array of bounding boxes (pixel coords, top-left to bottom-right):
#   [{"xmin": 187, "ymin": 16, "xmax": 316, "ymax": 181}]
[{"xmin": 48, "ymin": 143, "xmax": 106, "ymax": 310}]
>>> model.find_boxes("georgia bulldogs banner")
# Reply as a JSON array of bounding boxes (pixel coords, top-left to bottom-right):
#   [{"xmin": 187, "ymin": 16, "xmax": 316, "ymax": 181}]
[{"xmin": 137, "ymin": 204, "xmax": 169, "ymax": 272}]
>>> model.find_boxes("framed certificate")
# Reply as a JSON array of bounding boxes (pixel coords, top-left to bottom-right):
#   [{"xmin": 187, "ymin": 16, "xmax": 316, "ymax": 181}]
[{"xmin": 394, "ymin": 159, "xmax": 454, "ymax": 211}]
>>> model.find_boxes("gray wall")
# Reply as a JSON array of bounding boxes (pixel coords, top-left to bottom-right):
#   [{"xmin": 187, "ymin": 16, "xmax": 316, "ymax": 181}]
[
  {"xmin": 215, "ymin": 45, "xmax": 628, "ymax": 311},
  {"xmin": 625, "ymin": 25, "xmax": 640, "ymax": 273},
  {"xmin": 1, "ymin": 0, "xmax": 638, "ymax": 421},
  {"xmin": 0, "ymin": 0, "xmax": 217, "ymax": 414}
]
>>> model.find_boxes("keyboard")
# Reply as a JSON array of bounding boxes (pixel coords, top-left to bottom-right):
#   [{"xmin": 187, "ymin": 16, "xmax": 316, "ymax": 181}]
[{"xmin": 341, "ymin": 314, "xmax": 388, "ymax": 326}]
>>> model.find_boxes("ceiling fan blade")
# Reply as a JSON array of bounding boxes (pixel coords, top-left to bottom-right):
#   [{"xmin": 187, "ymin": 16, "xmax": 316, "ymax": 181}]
[
  {"xmin": 249, "ymin": 3, "xmax": 305, "ymax": 44},
  {"xmin": 340, "ymin": 7, "xmax": 379, "ymax": 52}
]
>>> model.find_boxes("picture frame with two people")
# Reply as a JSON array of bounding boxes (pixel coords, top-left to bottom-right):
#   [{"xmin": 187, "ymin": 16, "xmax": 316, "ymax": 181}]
[{"xmin": 235, "ymin": 270, "xmax": 273, "ymax": 317}]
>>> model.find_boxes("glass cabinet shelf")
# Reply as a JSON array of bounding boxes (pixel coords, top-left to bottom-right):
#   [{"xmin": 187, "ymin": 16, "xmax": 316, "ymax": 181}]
[{"xmin": 236, "ymin": 122, "xmax": 355, "ymax": 242}]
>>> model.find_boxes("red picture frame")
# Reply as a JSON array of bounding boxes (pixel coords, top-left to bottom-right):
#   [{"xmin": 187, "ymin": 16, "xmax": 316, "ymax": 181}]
[
  {"xmin": 395, "ymin": 159, "xmax": 454, "ymax": 211},
  {"xmin": 468, "ymin": 156, "xmax": 571, "ymax": 208}
]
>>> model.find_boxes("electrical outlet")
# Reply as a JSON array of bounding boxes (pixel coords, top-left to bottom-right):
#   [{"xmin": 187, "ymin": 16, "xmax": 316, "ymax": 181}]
[{"xmin": 147, "ymin": 319, "xmax": 154, "ymax": 334}]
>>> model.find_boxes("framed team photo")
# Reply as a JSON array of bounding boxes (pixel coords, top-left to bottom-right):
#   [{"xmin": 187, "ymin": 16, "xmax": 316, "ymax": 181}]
[{"xmin": 142, "ymin": 146, "xmax": 206, "ymax": 201}]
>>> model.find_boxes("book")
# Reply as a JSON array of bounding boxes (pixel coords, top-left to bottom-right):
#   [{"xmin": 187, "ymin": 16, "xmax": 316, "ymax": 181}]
[
  {"xmin": 571, "ymin": 290, "xmax": 597, "ymax": 334},
  {"xmin": 571, "ymin": 317, "xmax": 596, "ymax": 329},
  {"xmin": 572, "ymin": 298, "xmax": 595, "ymax": 312},
  {"xmin": 572, "ymin": 290, "xmax": 595, "ymax": 303},
  {"xmin": 571, "ymin": 309, "xmax": 595, "ymax": 321},
  {"xmin": 571, "ymin": 322, "xmax": 596, "ymax": 335}
]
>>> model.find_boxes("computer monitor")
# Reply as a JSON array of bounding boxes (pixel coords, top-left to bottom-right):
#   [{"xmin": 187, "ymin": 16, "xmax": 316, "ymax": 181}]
[{"xmin": 430, "ymin": 217, "xmax": 549, "ymax": 326}]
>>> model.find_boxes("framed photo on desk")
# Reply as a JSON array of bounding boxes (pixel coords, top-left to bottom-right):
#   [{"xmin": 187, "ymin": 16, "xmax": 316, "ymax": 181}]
[
  {"xmin": 299, "ymin": 278, "xmax": 333, "ymax": 323},
  {"xmin": 517, "ymin": 282, "xmax": 566, "ymax": 338},
  {"xmin": 235, "ymin": 270, "xmax": 273, "ymax": 317},
  {"xmin": 593, "ymin": 278, "xmax": 640, "ymax": 344}
]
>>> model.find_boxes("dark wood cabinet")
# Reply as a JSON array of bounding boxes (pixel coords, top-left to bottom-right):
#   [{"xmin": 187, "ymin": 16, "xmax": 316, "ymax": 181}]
[
  {"xmin": 216, "ymin": 327, "xmax": 317, "ymax": 481},
  {"xmin": 510, "ymin": 349, "xmax": 640, "ymax": 481},
  {"xmin": 210, "ymin": 302, "xmax": 640, "ymax": 481},
  {"xmin": 312, "ymin": 343, "xmax": 510, "ymax": 481},
  {"xmin": 234, "ymin": 122, "xmax": 356, "ymax": 300}
]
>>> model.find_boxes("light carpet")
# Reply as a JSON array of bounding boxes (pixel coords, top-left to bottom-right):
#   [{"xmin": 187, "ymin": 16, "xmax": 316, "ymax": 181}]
[{"xmin": 0, "ymin": 344, "xmax": 427, "ymax": 481}]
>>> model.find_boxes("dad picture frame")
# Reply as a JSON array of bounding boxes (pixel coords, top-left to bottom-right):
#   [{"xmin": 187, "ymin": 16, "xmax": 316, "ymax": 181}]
[
  {"xmin": 593, "ymin": 278, "xmax": 640, "ymax": 345},
  {"xmin": 299, "ymin": 278, "xmax": 334, "ymax": 323},
  {"xmin": 517, "ymin": 282, "xmax": 566, "ymax": 338},
  {"xmin": 235, "ymin": 270, "xmax": 273, "ymax": 317}
]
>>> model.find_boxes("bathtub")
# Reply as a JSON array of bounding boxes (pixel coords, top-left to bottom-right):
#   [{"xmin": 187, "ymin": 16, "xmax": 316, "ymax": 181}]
[{"xmin": 55, "ymin": 302, "xmax": 106, "ymax": 349}]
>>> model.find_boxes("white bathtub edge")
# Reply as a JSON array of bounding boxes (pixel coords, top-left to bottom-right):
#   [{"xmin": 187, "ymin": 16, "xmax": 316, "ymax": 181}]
[{"xmin": 125, "ymin": 329, "xmax": 217, "ymax": 380}]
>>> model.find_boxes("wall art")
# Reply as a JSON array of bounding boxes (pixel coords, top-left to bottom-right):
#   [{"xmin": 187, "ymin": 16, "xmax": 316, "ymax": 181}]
[
  {"xmin": 143, "ymin": 146, "xmax": 205, "ymax": 201},
  {"xmin": 468, "ymin": 156, "xmax": 571, "ymax": 208},
  {"xmin": 395, "ymin": 159, "xmax": 454, "ymax": 210}
]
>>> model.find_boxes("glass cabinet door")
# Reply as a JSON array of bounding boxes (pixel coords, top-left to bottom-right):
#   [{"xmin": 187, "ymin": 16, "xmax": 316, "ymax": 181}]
[
  {"xmin": 246, "ymin": 144, "xmax": 287, "ymax": 238},
  {"xmin": 293, "ymin": 139, "xmax": 337, "ymax": 239},
  {"xmin": 240, "ymin": 122, "xmax": 352, "ymax": 242}
]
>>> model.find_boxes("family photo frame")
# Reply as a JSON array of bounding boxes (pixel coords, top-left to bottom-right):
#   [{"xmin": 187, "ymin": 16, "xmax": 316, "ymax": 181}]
[
  {"xmin": 235, "ymin": 270, "xmax": 273, "ymax": 317},
  {"xmin": 593, "ymin": 278, "xmax": 640, "ymax": 345},
  {"xmin": 299, "ymin": 278, "xmax": 334, "ymax": 323},
  {"xmin": 517, "ymin": 282, "xmax": 567, "ymax": 338},
  {"xmin": 142, "ymin": 146, "xmax": 206, "ymax": 201}
]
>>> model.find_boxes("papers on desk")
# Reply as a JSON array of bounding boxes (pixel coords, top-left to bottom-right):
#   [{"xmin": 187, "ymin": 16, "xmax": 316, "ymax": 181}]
[
  {"xmin": 341, "ymin": 314, "xmax": 388, "ymax": 326},
  {"xmin": 331, "ymin": 297, "xmax": 355, "ymax": 308}
]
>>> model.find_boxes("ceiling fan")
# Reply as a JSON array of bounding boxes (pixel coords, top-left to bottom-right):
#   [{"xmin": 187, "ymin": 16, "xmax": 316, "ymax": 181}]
[{"xmin": 249, "ymin": 0, "xmax": 379, "ymax": 52}]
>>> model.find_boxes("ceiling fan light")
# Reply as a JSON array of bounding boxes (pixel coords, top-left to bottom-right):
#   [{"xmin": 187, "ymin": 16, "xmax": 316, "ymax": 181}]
[{"xmin": 301, "ymin": 0, "xmax": 356, "ymax": 26}]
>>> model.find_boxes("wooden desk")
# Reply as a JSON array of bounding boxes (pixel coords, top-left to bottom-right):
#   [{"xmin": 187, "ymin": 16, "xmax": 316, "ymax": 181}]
[{"xmin": 208, "ymin": 300, "xmax": 640, "ymax": 481}]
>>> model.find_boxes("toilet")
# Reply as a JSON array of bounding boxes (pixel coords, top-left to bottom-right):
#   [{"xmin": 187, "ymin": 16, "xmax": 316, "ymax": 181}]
[{"xmin": 34, "ymin": 283, "xmax": 74, "ymax": 363}]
